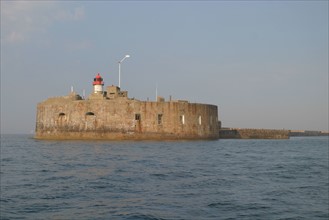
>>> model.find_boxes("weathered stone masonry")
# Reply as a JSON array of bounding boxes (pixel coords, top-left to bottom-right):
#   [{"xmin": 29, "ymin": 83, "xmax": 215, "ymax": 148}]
[{"xmin": 35, "ymin": 74, "xmax": 220, "ymax": 140}]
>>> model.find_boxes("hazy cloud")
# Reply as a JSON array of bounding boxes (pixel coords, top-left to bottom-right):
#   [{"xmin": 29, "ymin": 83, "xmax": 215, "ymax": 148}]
[
  {"xmin": 1, "ymin": 1, "xmax": 54, "ymax": 43},
  {"xmin": 6, "ymin": 31, "xmax": 25, "ymax": 43},
  {"xmin": 1, "ymin": 1, "xmax": 85, "ymax": 44},
  {"xmin": 54, "ymin": 6, "xmax": 85, "ymax": 21},
  {"xmin": 66, "ymin": 40, "xmax": 92, "ymax": 51}
]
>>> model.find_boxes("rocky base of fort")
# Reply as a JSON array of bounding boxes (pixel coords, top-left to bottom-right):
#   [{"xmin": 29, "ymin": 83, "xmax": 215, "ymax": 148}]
[{"xmin": 34, "ymin": 131, "xmax": 219, "ymax": 141}]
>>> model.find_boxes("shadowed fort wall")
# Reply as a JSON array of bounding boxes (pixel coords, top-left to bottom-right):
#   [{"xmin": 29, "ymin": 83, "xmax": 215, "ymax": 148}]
[{"xmin": 35, "ymin": 93, "xmax": 219, "ymax": 140}]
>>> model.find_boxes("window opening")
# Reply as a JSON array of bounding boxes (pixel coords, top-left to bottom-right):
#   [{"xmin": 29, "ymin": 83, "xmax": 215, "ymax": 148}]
[
  {"xmin": 198, "ymin": 115, "xmax": 202, "ymax": 125},
  {"xmin": 180, "ymin": 115, "xmax": 185, "ymax": 125},
  {"xmin": 59, "ymin": 113, "xmax": 65, "ymax": 116},
  {"xmin": 158, "ymin": 114, "xmax": 163, "ymax": 125},
  {"xmin": 86, "ymin": 112, "xmax": 95, "ymax": 116},
  {"xmin": 135, "ymin": 114, "xmax": 141, "ymax": 120}
]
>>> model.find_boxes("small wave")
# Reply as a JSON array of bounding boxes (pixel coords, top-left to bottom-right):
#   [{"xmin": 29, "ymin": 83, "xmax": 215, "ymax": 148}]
[
  {"xmin": 44, "ymin": 175, "xmax": 74, "ymax": 181},
  {"xmin": 150, "ymin": 173, "xmax": 168, "ymax": 179},
  {"xmin": 208, "ymin": 201, "xmax": 232, "ymax": 207},
  {"xmin": 1, "ymin": 158, "xmax": 13, "ymax": 162},
  {"xmin": 124, "ymin": 213, "xmax": 169, "ymax": 220}
]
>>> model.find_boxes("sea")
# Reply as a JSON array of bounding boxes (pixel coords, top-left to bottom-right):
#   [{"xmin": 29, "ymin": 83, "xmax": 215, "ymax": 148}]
[{"xmin": 0, "ymin": 134, "xmax": 328, "ymax": 220}]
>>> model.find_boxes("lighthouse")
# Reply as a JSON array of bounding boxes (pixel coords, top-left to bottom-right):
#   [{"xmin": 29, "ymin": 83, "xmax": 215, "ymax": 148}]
[{"xmin": 93, "ymin": 73, "xmax": 104, "ymax": 93}]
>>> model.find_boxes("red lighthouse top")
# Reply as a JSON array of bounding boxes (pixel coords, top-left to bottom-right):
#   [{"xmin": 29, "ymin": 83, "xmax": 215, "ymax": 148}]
[{"xmin": 93, "ymin": 73, "xmax": 104, "ymax": 85}]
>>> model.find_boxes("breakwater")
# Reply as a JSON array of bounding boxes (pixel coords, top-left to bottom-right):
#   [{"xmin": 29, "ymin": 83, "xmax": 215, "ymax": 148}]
[
  {"xmin": 290, "ymin": 130, "xmax": 329, "ymax": 137},
  {"xmin": 219, "ymin": 128, "xmax": 290, "ymax": 139}
]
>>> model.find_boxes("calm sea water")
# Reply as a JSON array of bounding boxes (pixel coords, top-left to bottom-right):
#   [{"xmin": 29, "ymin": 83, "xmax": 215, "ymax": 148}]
[{"xmin": 1, "ymin": 135, "xmax": 328, "ymax": 220}]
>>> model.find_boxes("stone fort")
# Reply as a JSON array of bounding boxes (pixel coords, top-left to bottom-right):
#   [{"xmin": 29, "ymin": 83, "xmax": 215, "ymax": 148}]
[{"xmin": 35, "ymin": 73, "xmax": 220, "ymax": 140}]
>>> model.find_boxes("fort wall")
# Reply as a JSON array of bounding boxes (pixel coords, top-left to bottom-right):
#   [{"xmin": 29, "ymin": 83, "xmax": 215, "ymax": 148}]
[{"xmin": 35, "ymin": 93, "xmax": 219, "ymax": 140}]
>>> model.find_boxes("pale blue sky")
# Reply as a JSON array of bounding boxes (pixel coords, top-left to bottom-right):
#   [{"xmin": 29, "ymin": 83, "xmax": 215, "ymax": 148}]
[{"xmin": 1, "ymin": 1, "xmax": 328, "ymax": 134}]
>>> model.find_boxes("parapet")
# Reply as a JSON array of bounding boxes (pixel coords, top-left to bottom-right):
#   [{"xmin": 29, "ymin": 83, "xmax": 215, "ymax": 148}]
[
  {"xmin": 43, "ymin": 92, "xmax": 83, "ymax": 103},
  {"xmin": 157, "ymin": 96, "xmax": 165, "ymax": 102},
  {"xmin": 88, "ymin": 91, "xmax": 107, "ymax": 100},
  {"xmin": 106, "ymin": 86, "xmax": 128, "ymax": 99}
]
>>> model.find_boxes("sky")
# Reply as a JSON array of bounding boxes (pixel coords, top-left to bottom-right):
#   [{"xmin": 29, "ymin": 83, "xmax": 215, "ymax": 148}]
[{"xmin": 1, "ymin": 1, "xmax": 328, "ymax": 134}]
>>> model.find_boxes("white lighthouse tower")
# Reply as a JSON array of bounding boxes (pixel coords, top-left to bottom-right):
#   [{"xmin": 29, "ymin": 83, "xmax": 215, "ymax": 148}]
[{"xmin": 93, "ymin": 73, "xmax": 104, "ymax": 93}]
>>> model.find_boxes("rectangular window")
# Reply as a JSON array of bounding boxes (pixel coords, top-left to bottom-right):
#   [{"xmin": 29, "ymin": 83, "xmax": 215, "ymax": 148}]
[
  {"xmin": 135, "ymin": 114, "xmax": 141, "ymax": 120},
  {"xmin": 180, "ymin": 115, "xmax": 185, "ymax": 125},
  {"xmin": 198, "ymin": 115, "xmax": 202, "ymax": 125},
  {"xmin": 158, "ymin": 114, "xmax": 163, "ymax": 125}
]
